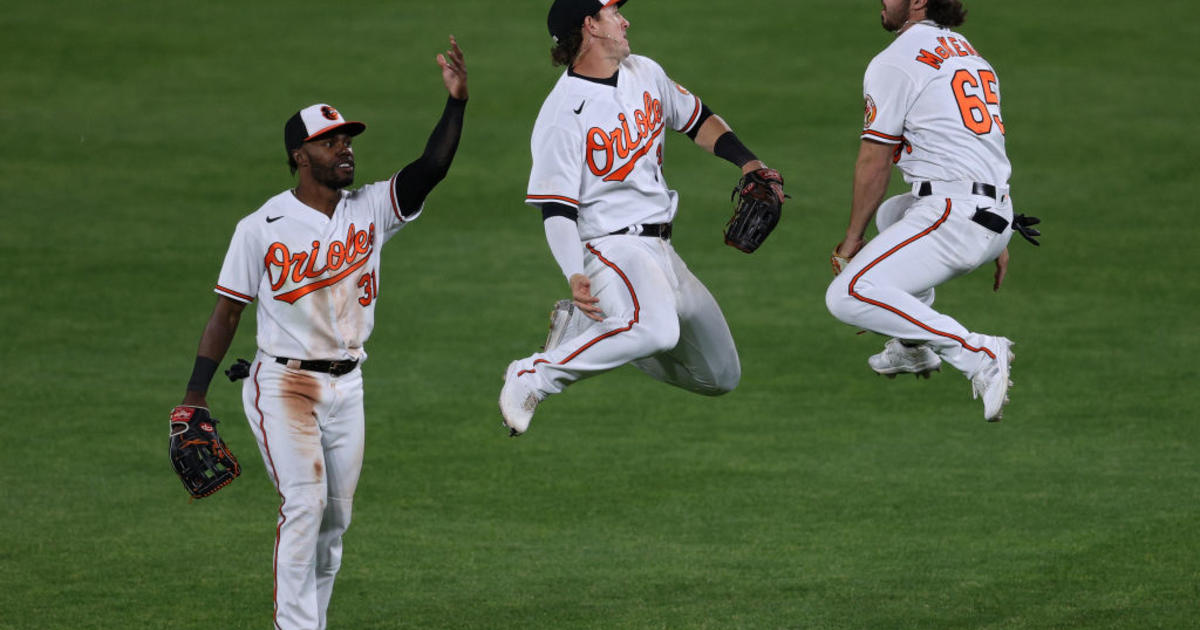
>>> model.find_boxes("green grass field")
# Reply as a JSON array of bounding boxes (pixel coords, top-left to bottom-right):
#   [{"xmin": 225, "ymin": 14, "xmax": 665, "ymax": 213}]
[{"xmin": 2, "ymin": 1, "xmax": 1197, "ymax": 628}]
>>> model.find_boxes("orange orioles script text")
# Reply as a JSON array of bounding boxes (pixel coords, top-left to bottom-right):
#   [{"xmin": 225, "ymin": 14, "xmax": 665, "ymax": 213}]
[
  {"xmin": 586, "ymin": 91, "xmax": 665, "ymax": 183},
  {"xmin": 265, "ymin": 222, "xmax": 377, "ymax": 304}
]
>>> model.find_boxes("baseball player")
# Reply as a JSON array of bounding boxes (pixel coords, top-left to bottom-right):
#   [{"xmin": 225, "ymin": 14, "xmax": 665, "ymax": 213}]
[
  {"xmin": 175, "ymin": 38, "xmax": 466, "ymax": 629},
  {"xmin": 826, "ymin": 0, "xmax": 1026, "ymax": 421},
  {"xmin": 499, "ymin": 0, "xmax": 785, "ymax": 436}
]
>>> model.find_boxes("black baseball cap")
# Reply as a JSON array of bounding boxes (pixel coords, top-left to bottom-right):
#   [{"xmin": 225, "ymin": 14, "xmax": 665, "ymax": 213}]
[
  {"xmin": 547, "ymin": 0, "xmax": 628, "ymax": 43},
  {"xmin": 284, "ymin": 103, "xmax": 366, "ymax": 153}
]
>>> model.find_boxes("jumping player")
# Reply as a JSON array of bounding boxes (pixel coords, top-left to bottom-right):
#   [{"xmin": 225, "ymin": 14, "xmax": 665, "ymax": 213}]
[
  {"xmin": 177, "ymin": 38, "xmax": 466, "ymax": 629},
  {"xmin": 826, "ymin": 0, "xmax": 1017, "ymax": 421},
  {"xmin": 499, "ymin": 0, "xmax": 785, "ymax": 436}
]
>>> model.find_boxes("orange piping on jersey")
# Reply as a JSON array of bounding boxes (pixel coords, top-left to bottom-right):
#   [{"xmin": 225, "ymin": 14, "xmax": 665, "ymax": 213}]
[
  {"xmin": 251, "ymin": 362, "xmax": 287, "ymax": 629},
  {"xmin": 679, "ymin": 94, "xmax": 701, "ymax": 133},
  {"xmin": 388, "ymin": 170, "xmax": 405, "ymax": 221},
  {"xmin": 846, "ymin": 198, "xmax": 996, "ymax": 360},
  {"xmin": 516, "ymin": 242, "xmax": 640, "ymax": 377},
  {"xmin": 862, "ymin": 129, "xmax": 903, "ymax": 143},
  {"xmin": 216, "ymin": 285, "xmax": 255, "ymax": 303},
  {"xmin": 526, "ymin": 194, "xmax": 580, "ymax": 206}
]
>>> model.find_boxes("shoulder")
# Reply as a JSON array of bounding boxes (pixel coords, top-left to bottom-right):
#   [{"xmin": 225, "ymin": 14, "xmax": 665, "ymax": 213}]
[
  {"xmin": 230, "ymin": 190, "xmax": 291, "ymax": 237},
  {"xmin": 238, "ymin": 190, "xmax": 287, "ymax": 224},
  {"xmin": 533, "ymin": 74, "xmax": 587, "ymax": 133},
  {"xmin": 875, "ymin": 24, "xmax": 984, "ymax": 74},
  {"xmin": 623, "ymin": 54, "xmax": 666, "ymax": 78}
]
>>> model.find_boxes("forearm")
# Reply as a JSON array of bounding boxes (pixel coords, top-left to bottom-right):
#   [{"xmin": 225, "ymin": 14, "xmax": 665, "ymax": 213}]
[
  {"xmin": 183, "ymin": 297, "xmax": 245, "ymax": 404},
  {"xmin": 543, "ymin": 214, "xmax": 585, "ymax": 280},
  {"xmin": 846, "ymin": 140, "xmax": 895, "ymax": 242},
  {"xmin": 694, "ymin": 115, "xmax": 766, "ymax": 174},
  {"xmin": 393, "ymin": 96, "xmax": 468, "ymax": 215}
]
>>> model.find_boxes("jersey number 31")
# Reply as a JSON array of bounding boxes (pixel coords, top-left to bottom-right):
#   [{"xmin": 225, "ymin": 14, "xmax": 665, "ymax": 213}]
[{"xmin": 952, "ymin": 69, "xmax": 1005, "ymax": 136}]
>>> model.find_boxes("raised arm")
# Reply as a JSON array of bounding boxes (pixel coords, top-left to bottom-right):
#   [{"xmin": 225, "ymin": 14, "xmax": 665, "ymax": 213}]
[{"xmin": 393, "ymin": 36, "xmax": 469, "ymax": 216}]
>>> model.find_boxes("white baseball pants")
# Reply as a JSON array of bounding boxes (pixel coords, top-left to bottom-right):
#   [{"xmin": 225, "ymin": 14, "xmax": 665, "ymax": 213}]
[
  {"xmin": 517, "ymin": 234, "xmax": 741, "ymax": 398},
  {"xmin": 826, "ymin": 188, "xmax": 1014, "ymax": 376},
  {"xmin": 242, "ymin": 353, "xmax": 365, "ymax": 630}
]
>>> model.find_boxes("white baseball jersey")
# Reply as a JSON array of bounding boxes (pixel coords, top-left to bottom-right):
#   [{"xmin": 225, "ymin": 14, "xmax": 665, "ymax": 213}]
[
  {"xmin": 525, "ymin": 54, "xmax": 703, "ymax": 239},
  {"xmin": 861, "ymin": 21, "xmax": 1011, "ymax": 187},
  {"xmin": 215, "ymin": 175, "xmax": 418, "ymax": 361}
]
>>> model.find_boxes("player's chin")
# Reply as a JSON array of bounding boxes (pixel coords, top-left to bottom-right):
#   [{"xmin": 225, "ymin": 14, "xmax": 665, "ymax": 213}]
[
  {"xmin": 318, "ymin": 171, "xmax": 354, "ymax": 189},
  {"xmin": 331, "ymin": 167, "xmax": 355, "ymax": 188}
]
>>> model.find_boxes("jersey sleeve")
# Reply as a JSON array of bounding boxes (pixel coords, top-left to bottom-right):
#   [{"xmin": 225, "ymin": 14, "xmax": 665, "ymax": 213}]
[
  {"xmin": 358, "ymin": 173, "xmax": 415, "ymax": 242},
  {"xmin": 214, "ymin": 220, "xmax": 262, "ymax": 304},
  {"xmin": 526, "ymin": 121, "xmax": 583, "ymax": 208},
  {"xmin": 653, "ymin": 61, "xmax": 703, "ymax": 134},
  {"xmin": 861, "ymin": 60, "xmax": 913, "ymax": 145}
]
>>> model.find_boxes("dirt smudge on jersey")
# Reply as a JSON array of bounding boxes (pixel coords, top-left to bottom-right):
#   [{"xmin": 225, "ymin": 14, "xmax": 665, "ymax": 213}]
[{"xmin": 332, "ymin": 274, "xmax": 366, "ymax": 352}]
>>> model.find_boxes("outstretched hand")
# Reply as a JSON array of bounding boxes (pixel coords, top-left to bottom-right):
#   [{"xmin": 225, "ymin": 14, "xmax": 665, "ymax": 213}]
[
  {"xmin": 437, "ymin": 35, "xmax": 468, "ymax": 100},
  {"xmin": 569, "ymin": 273, "xmax": 604, "ymax": 322}
]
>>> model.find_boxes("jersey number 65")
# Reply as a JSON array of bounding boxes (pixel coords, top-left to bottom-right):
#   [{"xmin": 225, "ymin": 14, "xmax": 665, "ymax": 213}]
[{"xmin": 952, "ymin": 69, "xmax": 1006, "ymax": 136}]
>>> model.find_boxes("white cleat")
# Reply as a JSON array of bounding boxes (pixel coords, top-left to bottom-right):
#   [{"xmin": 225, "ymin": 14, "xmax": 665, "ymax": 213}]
[
  {"xmin": 869, "ymin": 338, "xmax": 942, "ymax": 379},
  {"xmin": 542, "ymin": 299, "xmax": 587, "ymax": 353},
  {"xmin": 971, "ymin": 336, "xmax": 1015, "ymax": 422},
  {"xmin": 499, "ymin": 361, "xmax": 541, "ymax": 437}
]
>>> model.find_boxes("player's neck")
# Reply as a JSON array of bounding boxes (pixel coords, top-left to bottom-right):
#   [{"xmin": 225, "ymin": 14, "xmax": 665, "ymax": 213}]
[
  {"xmin": 896, "ymin": 14, "xmax": 930, "ymax": 35},
  {"xmin": 292, "ymin": 180, "xmax": 340, "ymax": 217},
  {"xmin": 572, "ymin": 48, "xmax": 621, "ymax": 81}
]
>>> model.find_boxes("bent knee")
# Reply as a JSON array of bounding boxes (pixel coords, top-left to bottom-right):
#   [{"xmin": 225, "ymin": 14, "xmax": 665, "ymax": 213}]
[
  {"xmin": 826, "ymin": 278, "xmax": 858, "ymax": 324},
  {"xmin": 625, "ymin": 317, "xmax": 679, "ymax": 356},
  {"xmin": 709, "ymin": 363, "xmax": 740, "ymax": 396}
]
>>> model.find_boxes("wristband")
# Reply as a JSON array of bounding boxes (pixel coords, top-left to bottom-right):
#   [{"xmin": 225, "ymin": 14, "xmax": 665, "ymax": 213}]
[{"xmin": 187, "ymin": 356, "xmax": 220, "ymax": 394}]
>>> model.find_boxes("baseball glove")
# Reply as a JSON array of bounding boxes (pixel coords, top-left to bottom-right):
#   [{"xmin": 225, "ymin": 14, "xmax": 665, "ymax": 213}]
[
  {"xmin": 724, "ymin": 168, "xmax": 785, "ymax": 253},
  {"xmin": 1013, "ymin": 213, "xmax": 1042, "ymax": 246},
  {"xmin": 169, "ymin": 405, "xmax": 240, "ymax": 499}
]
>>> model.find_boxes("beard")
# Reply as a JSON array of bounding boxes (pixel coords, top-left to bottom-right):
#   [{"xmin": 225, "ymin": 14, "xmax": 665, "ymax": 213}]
[
  {"xmin": 881, "ymin": 4, "xmax": 911, "ymax": 32},
  {"xmin": 311, "ymin": 161, "xmax": 354, "ymax": 190}
]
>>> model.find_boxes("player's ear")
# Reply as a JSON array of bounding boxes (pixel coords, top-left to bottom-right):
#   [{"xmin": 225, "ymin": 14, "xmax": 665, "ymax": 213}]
[{"xmin": 291, "ymin": 147, "xmax": 308, "ymax": 168}]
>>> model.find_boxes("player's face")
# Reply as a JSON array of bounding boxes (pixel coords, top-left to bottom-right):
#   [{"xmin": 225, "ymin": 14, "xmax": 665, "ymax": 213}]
[
  {"xmin": 880, "ymin": 0, "xmax": 912, "ymax": 32},
  {"xmin": 593, "ymin": 6, "xmax": 631, "ymax": 59},
  {"xmin": 301, "ymin": 133, "xmax": 356, "ymax": 189}
]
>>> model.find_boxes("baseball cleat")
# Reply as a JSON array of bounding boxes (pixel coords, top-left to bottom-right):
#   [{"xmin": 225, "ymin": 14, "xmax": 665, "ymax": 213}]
[
  {"xmin": 869, "ymin": 338, "xmax": 942, "ymax": 379},
  {"xmin": 971, "ymin": 336, "xmax": 1015, "ymax": 421},
  {"xmin": 542, "ymin": 299, "xmax": 587, "ymax": 353},
  {"xmin": 499, "ymin": 361, "xmax": 541, "ymax": 437}
]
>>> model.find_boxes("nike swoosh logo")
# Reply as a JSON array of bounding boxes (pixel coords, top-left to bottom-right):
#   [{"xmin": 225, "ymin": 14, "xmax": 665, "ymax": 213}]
[
  {"xmin": 573, "ymin": 100, "xmax": 585, "ymax": 115},
  {"xmin": 266, "ymin": 216, "xmax": 283, "ymax": 223}
]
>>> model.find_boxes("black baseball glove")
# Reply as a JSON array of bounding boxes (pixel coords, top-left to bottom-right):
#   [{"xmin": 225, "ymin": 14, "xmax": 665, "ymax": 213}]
[
  {"xmin": 1013, "ymin": 213, "xmax": 1041, "ymax": 246},
  {"xmin": 725, "ymin": 168, "xmax": 785, "ymax": 253},
  {"xmin": 169, "ymin": 405, "xmax": 240, "ymax": 499}
]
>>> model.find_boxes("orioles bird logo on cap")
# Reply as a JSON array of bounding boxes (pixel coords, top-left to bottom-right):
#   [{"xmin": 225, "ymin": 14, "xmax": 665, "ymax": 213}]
[{"xmin": 321, "ymin": 106, "xmax": 340, "ymax": 121}]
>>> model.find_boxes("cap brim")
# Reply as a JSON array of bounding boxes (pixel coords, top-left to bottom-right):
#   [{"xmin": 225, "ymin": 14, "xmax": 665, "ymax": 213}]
[{"xmin": 305, "ymin": 121, "xmax": 366, "ymax": 142}]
